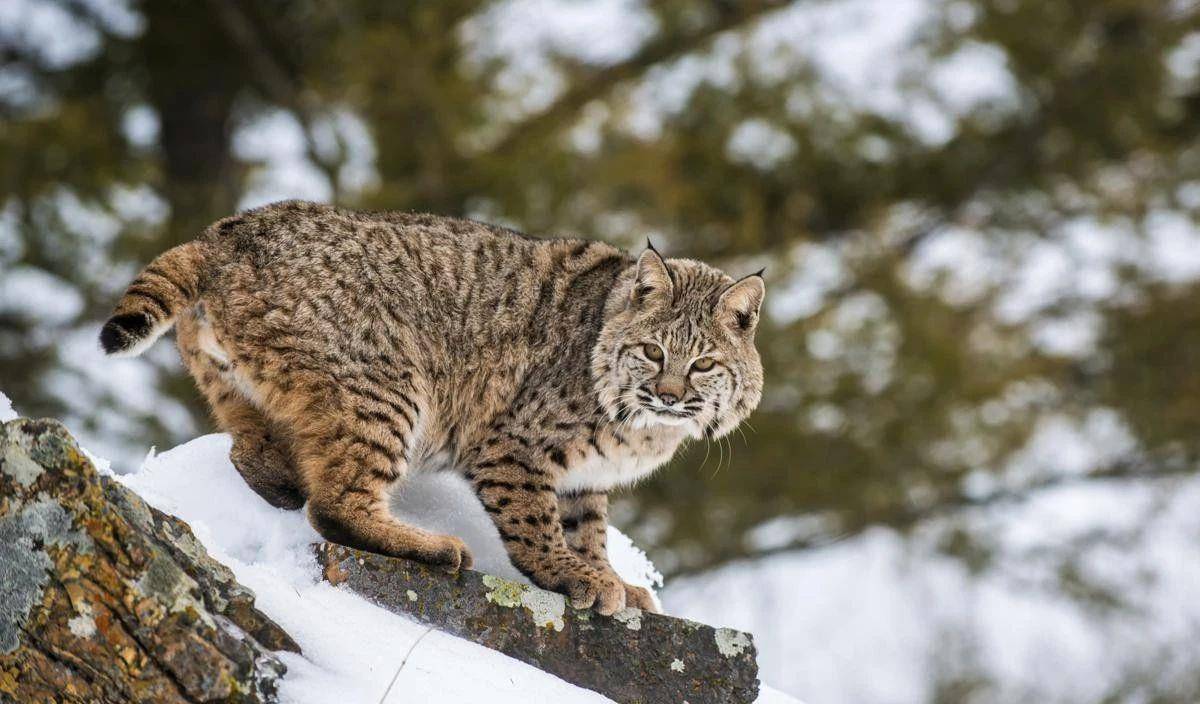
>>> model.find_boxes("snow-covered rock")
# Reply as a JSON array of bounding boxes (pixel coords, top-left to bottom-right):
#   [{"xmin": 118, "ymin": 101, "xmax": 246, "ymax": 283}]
[
  {"xmin": 118, "ymin": 434, "xmax": 614, "ymax": 703},
  {"xmin": 117, "ymin": 433, "xmax": 797, "ymax": 703},
  {"xmin": 2, "ymin": 387, "xmax": 797, "ymax": 703}
]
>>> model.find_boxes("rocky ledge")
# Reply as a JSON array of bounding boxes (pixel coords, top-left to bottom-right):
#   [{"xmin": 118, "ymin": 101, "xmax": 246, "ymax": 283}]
[
  {"xmin": 0, "ymin": 416, "xmax": 760, "ymax": 704},
  {"xmin": 0, "ymin": 418, "xmax": 296, "ymax": 703}
]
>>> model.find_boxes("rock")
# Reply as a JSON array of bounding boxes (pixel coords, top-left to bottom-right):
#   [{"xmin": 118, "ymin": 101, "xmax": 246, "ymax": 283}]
[
  {"xmin": 0, "ymin": 414, "xmax": 763, "ymax": 703},
  {"xmin": 0, "ymin": 418, "xmax": 295, "ymax": 703},
  {"xmin": 315, "ymin": 543, "xmax": 761, "ymax": 704}
]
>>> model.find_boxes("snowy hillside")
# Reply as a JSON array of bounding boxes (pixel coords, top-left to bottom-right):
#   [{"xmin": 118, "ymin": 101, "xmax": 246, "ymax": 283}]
[{"xmin": 0, "ymin": 390, "xmax": 796, "ymax": 704}]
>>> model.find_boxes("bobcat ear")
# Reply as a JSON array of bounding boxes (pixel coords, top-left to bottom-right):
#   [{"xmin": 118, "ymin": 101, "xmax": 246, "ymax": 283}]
[
  {"xmin": 716, "ymin": 272, "xmax": 765, "ymax": 335},
  {"xmin": 631, "ymin": 246, "xmax": 673, "ymax": 309}
]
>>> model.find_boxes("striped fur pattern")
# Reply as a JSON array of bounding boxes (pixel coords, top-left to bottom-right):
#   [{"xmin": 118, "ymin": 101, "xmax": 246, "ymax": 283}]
[{"xmin": 101, "ymin": 200, "xmax": 765, "ymax": 615}]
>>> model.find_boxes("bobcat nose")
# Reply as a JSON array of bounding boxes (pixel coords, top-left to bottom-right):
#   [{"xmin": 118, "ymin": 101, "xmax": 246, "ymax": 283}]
[{"xmin": 655, "ymin": 378, "xmax": 685, "ymax": 406}]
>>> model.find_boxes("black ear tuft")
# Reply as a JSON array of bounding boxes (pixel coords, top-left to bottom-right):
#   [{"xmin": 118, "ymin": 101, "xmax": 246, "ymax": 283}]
[
  {"xmin": 752, "ymin": 268, "xmax": 766, "ymax": 278},
  {"xmin": 646, "ymin": 238, "xmax": 659, "ymax": 254},
  {"xmin": 100, "ymin": 313, "xmax": 152, "ymax": 354}
]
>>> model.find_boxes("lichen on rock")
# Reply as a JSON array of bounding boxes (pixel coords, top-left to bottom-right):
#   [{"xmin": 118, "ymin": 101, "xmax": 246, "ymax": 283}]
[
  {"xmin": 0, "ymin": 417, "xmax": 295, "ymax": 703},
  {"xmin": 482, "ymin": 574, "xmax": 526, "ymax": 608},
  {"xmin": 520, "ymin": 586, "xmax": 566, "ymax": 631},
  {"xmin": 613, "ymin": 607, "xmax": 643, "ymax": 631},
  {"xmin": 715, "ymin": 627, "xmax": 752, "ymax": 657},
  {"xmin": 482, "ymin": 573, "xmax": 567, "ymax": 631},
  {"xmin": 0, "ymin": 497, "xmax": 92, "ymax": 653},
  {"xmin": 2, "ymin": 441, "xmax": 44, "ymax": 487}
]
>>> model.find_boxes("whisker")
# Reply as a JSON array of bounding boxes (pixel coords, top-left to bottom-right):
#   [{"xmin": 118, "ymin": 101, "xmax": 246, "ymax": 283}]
[
  {"xmin": 715, "ymin": 434, "xmax": 724, "ymax": 479},
  {"xmin": 710, "ymin": 434, "xmax": 725, "ymax": 479},
  {"xmin": 697, "ymin": 434, "xmax": 712, "ymax": 474}
]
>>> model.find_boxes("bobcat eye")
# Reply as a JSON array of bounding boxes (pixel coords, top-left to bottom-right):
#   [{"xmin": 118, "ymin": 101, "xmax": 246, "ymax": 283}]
[
  {"xmin": 642, "ymin": 343, "xmax": 664, "ymax": 362},
  {"xmin": 691, "ymin": 357, "xmax": 716, "ymax": 372}
]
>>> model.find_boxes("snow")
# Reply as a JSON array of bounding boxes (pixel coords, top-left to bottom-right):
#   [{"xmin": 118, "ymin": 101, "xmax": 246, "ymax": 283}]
[
  {"xmin": 765, "ymin": 241, "xmax": 848, "ymax": 324},
  {"xmin": 726, "ymin": 119, "xmax": 798, "ymax": 170},
  {"xmin": 121, "ymin": 104, "xmax": 160, "ymax": 149},
  {"xmin": 117, "ymin": 434, "xmax": 615, "ymax": 703},
  {"xmin": 896, "ymin": 206, "xmax": 1200, "ymax": 359},
  {"xmin": 0, "ymin": 390, "xmax": 16, "ymax": 422},
  {"xmin": 1143, "ymin": 209, "xmax": 1200, "ymax": 284},
  {"xmin": 233, "ymin": 109, "xmax": 334, "ymax": 211},
  {"xmin": 83, "ymin": 428, "xmax": 797, "ymax": 704},
  {"xmin": 1000, "ymin": 408, "xmax": 1136, "ymax": 485},
  {"xmin": 664, "ymin": 474, "xmax": 1200, "ymax": 704},
  {"xmin": 461, "ymin": 0, "xmax": 657, "ymax": 120},
  {"xmin": 616, "ymin": 0, "xmax": 1020, "ymax": 146},
  {"xmin": 0, "ymin": 0, "xmax": 102, "ymax": 70},
  {"xmin": 388, "ymin": 465, "xmax": 664, "ymax": 598},
  {"xmin": 463, "ymin": 0, "xmax": 656, "ymax": 70},
  {"xmin": 232, "ymin": 107, "xmax": 379, "ymax": 210},
  {"xmin": 40, "ymin": 325, "xmax": 197, "ymax": 468},
  {"xmin": 0, "ymin": 266, "xmax": 84, "ymax": 325},
  {"xmin": 458, "ymin": 0, "xmax": 1020, "ymax": 148}
]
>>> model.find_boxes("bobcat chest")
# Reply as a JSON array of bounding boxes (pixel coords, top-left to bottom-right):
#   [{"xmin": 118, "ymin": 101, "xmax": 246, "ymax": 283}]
[{"xmin": 557, "ymin": 426, "xmax": 684, "ymax": 494}]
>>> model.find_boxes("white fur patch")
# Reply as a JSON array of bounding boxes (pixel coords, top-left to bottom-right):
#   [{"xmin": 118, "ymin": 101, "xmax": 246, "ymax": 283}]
[
  {"xmin": 558, "ymin": 439, "xmax": 677, "ymax": 494},
  {"xmin": 196, "ymin": 322, "xmax": 230, "ymax": 364},
  {"xmin": 105, "ymin": 322, "xmax": 171, "ymax": 358},
  {"xmin": 194, "ymin": 317, "xmax": 264, "ymax": 404}
]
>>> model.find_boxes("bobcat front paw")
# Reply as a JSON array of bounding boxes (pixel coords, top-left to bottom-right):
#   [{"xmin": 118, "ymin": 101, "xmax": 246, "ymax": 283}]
[
  {"xmin": 623, "ymin": 583, "xmax": 660, "ymax": 613},
  {"xmin": 427, "ymin": 535, "xmax": 474, "ymax": 573},
  {"xmin": 562, "ymin": 569, "xmax": 625, "ymax": 615}
]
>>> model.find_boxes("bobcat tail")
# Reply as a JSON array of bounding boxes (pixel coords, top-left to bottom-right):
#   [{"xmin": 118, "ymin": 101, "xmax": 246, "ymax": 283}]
[{"xmin": 100, "ymin": 240, "xmax": 209, "ymax": 357}]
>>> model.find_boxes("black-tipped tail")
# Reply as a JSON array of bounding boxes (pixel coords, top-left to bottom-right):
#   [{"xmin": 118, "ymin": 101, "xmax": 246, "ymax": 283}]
[
  {"xmin": 99, "ymin": 313, "xmax": 154, "ymax": 355},
  {"xmin": 100, "ymin": 240, "xmax": 208, "ymax": 357}
]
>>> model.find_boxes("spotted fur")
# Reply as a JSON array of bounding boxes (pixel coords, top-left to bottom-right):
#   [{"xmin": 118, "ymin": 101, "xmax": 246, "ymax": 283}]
[{"xmin": 100, "ymin": 200, "xmax": 765, "ymax": 615}]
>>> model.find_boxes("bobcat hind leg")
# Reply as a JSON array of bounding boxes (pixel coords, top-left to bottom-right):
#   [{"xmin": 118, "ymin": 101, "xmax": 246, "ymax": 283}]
[{"xmin": 177, "ymin": 312, "xmax": 306, "ymax": 509}]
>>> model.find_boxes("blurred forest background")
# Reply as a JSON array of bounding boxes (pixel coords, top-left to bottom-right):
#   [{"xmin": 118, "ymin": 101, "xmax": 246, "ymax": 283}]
[{"xmin": 3, "ymin": 0, "xmax": 1200, "ymax": 702}]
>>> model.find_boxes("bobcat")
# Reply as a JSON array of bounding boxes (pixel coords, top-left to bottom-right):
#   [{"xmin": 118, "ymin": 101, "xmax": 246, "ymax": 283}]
[{"xmin": 101, "ymin": 200, "xmax": 764, "ymax": 615}]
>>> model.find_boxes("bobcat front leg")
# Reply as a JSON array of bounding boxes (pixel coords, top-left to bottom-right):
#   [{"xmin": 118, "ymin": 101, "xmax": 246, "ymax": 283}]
[
  {"xmin": 559, "ymin": 490, "xmax": 658, "ymax": 612},
  {"xmin": 470, "ymin": 449, "xmax": 626, "ymax": 615}
]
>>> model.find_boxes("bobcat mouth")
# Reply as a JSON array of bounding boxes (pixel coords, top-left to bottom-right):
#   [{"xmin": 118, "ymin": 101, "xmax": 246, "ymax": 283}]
[
  {"xmin": 649, "ymin": 406, "xmax": 689, "ymax": 417},
  {"xmin": 641, "ymin": 405, "xmax": 695, "ymax": 427}
]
